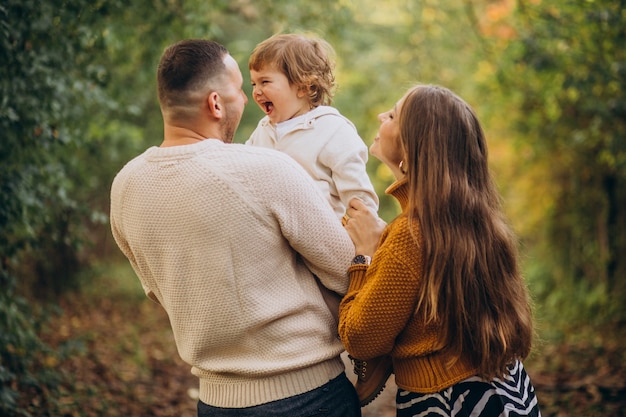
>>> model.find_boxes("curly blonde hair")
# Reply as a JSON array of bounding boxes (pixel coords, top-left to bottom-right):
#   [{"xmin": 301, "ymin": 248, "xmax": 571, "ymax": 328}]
[{"xmin": 249, "ymin": 33, "xmax": 336, "ymax": 107}]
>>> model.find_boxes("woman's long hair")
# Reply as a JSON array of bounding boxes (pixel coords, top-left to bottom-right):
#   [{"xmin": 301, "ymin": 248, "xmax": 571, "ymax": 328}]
[{"xmin": 399, "ymin": 85, "xmax": 533, "ymax": 379}]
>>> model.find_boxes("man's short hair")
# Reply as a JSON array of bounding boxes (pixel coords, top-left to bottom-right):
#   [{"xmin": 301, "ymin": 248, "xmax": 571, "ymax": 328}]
[{"xmin": 157, "ymin": 39, "xmax": 229, "ymax": 118}]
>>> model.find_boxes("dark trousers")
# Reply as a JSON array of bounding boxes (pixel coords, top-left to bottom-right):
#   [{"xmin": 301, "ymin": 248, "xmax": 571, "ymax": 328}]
[{"xmin": 197, "ymin": 372, "xmax": 361, "ymax": 417}]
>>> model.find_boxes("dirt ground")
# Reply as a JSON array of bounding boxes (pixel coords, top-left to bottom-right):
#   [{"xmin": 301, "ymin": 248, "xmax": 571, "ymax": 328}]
[{"xmin": 37, "ymin": 281, "xmax": 626, "ymax": 417}]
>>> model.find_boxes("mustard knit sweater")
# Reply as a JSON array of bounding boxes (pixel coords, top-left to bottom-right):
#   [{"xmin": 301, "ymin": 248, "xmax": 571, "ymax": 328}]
[{"xmin": 339, "ymin": 179, "xmax": 478, "ymax": 393}]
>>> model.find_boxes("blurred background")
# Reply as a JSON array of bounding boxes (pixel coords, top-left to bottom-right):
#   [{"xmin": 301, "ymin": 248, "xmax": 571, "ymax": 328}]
[{"xmin": 1, "ymin": 0, "xmax": 624, "ymax": 415}]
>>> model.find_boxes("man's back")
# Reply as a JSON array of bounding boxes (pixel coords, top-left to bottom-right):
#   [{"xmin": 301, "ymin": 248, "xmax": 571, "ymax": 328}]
[{"xmin": 110, "ymin": 139, "xmax": 354, "ymax": 408}]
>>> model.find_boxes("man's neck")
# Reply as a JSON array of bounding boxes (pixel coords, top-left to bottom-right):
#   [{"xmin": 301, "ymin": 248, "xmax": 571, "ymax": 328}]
[{"xmin": 160, "ymin": 123, "xmax": 222, "ymax": 147}]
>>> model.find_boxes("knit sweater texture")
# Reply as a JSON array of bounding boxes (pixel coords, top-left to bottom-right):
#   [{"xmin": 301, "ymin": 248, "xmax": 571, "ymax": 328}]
[
  {"xmin": 246, "ymin": 105, "xmax": 379, "ymax": 219},
  {"xmin": 110, "ymin": 139, "xmax": 355, "ymax": 407},
  {"xmin": 338, "ymin": 179, "xmax": 479, "ymax": 393}
]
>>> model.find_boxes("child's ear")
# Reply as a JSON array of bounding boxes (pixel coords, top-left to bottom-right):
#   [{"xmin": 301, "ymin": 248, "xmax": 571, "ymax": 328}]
[{"xmin": 296, "ymin": 85, "xmax": 308, "ymax": 99}]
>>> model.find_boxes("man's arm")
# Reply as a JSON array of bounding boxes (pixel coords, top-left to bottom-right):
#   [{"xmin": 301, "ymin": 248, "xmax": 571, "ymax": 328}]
[{"xmin": 267, "ymin": 152, "xmax": 355, "ymax": 295}]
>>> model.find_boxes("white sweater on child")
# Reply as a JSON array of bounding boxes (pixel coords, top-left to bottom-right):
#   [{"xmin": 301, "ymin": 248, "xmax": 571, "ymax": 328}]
[{"xmin": 247, "ymin": 105, "xmax": 379, "ymax": 218}]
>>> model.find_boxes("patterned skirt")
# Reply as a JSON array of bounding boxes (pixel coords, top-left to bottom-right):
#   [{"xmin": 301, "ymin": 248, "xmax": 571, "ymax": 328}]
[{"xmin": 396, "ymin": 361, "xmax": 541, "ymax": 417}]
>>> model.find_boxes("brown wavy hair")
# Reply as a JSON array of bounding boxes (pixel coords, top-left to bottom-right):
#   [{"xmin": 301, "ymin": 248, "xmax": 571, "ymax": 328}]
[
  {"xmin": 249, "ymin": 33, "xmax": 336, "ymax": 107},
  {"xmin": 399, "ymin": 84, "xmax": 533, "ymax": 379}
]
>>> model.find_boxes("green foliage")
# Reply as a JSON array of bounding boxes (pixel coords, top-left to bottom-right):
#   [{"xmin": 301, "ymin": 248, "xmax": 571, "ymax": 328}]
[
  {"xmin": 0, "ymin": 0, "xmax": 118, "ymax": 414},
  {"xmin": 495, "ymin": 0, "xmax": 626, "ymax": 328},
  {"xmin": 0, "ymin": 291, "xmax": 68, "ymax": 416},
  {"xmin": 2, "ymin": 0, "xmax": 626, "ymax": 412},
  {"xmin": 0, "ymin": 0, "xmax": 116, "ymax": 293}
]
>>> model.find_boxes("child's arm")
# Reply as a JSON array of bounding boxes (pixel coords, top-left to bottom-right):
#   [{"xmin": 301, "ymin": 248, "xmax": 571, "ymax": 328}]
[{"xmin": 319, "ymin": 122, "xmax": 379, "ymax": 215}]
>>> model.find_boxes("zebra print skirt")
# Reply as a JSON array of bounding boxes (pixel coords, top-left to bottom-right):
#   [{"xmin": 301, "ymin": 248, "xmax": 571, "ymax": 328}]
[{"xmin": 396, "ymin": 361, "xmax": 541, "ymax": 417}]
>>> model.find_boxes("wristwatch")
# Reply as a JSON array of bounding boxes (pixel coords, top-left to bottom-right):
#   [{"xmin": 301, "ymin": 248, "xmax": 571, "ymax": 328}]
[{"xmin": 352, "ymin": 255, "xmax": 372, "ymax": 265}]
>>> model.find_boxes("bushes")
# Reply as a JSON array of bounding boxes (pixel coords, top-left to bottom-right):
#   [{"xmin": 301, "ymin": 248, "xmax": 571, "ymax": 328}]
[
  {"xmin": 0, "ymin": 1, "xmax": 115, "ymax": 414},
  {"xmin": 493, "ymin": 0, "xmax": 626, "ymax": 329},
  {"xmin": 0, "ymin": 292, "xmax": 65, "ymax": 415}
]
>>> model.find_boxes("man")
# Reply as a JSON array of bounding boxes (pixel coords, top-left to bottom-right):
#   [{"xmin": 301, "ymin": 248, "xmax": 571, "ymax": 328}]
[{"xmin": 109, "ymin": 40, "xmax": 361, "ymax": 416}]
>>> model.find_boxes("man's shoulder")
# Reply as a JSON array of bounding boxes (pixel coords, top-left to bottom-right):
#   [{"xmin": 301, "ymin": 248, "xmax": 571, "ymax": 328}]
[
  {"xmin": 111, "ymin": 148, "xmax": 152, "ymax": 184},
  {"xmin": 218, "ymin": 143, "xmax": 312, "ymax": 181},
  {"xmin": 228, "ymin": 142, "xmax": 298, "ymax": 164}
]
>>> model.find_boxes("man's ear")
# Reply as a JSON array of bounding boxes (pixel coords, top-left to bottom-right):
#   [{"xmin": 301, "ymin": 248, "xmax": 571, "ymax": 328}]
[{"xmin": 207, "ymin": 92, "xmax": 222, "ymax": 119}]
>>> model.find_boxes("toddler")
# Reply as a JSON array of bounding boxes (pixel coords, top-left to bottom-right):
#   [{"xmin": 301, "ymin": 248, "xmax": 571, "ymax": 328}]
[{"xmin": 246, "ymin": 33, "xmax": 378, "ymax": 219}]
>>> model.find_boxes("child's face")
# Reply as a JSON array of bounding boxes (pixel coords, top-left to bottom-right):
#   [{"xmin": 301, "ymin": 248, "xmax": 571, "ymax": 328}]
[{"xmin": 250, "ymin": 65, "xmax": 311, "ymax": 124}]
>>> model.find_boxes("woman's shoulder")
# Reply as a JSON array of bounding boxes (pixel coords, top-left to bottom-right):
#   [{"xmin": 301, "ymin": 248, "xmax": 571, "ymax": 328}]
[
  {"xmin": 381, "ymin": 214, "xmax": 421, "ymax": 249},
  {"xmin": 376, "ymin": 215, "xmax": 423, "ymax": 271}
]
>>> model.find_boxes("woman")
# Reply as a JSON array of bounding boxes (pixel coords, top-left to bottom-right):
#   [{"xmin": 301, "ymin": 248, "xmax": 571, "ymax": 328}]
[{"xmin": 339, "ymin": 84, "xmax": 541, "ymax": 416}]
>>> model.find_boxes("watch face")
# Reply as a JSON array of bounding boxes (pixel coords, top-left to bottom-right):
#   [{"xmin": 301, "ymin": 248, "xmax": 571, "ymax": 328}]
[{"xmin": 352, "ymin": 255, "xmax": 371, "ymax": 265}]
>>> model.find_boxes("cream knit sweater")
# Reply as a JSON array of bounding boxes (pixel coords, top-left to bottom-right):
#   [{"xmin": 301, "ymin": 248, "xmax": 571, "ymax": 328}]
[{"xmin": 110, "ymin": 139, "xmax": 355, "ymax": 407}]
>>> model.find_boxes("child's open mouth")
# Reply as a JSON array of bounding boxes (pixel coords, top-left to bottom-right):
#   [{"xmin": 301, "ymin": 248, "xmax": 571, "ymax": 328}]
[{"xmin": 263, "ymin": 101, "xmax": 274, "ymax": 115}]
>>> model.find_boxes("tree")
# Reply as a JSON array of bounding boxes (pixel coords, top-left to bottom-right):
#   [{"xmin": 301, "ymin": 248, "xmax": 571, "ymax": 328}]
[
  {"xmin": 493, "ymin": 0, "xmax": 626, "ymax": 327},
  {"xmin": 0, "ymin": 1, "xmax": 361, "ymax": 411}
]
